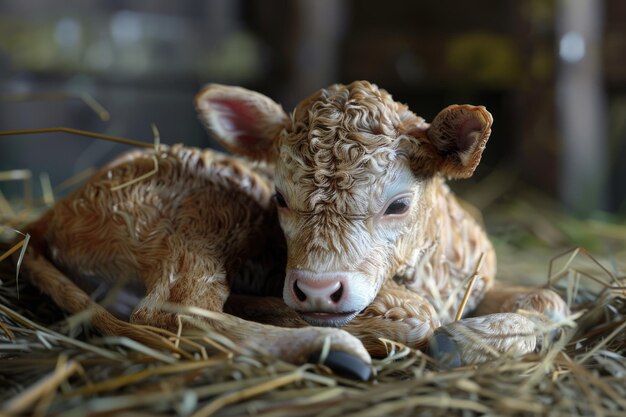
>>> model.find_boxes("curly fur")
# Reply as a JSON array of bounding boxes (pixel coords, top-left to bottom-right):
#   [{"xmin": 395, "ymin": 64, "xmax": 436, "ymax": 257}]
[{"xmin": 20, "ymin": 81, "xmax": 569, "ymax": 367}]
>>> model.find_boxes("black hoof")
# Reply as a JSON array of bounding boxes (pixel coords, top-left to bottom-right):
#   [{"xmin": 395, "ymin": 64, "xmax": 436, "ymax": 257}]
[
  {"xmin": 428, "ymin": 330, "xmax": 462, "ymax": 369},
  {"xmin": 308, "ymin": 350, "xmax": 372, "ymax": 381}
]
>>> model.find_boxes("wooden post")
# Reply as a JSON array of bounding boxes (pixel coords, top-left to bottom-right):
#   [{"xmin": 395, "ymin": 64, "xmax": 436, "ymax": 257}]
[{"xmin": 556, "ymin": 0, "xmax": 607, "ymax": 214}]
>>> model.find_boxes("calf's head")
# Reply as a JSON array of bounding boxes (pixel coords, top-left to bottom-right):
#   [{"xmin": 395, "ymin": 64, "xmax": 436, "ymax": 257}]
[{"xmin": 196, "ymin": 81, "xmax": 492, "ymax": 327}]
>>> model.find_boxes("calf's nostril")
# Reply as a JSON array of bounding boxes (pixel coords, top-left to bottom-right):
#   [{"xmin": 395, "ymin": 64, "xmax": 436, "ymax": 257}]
[
  {"xmin": 330, "ymin": 283, "xmax": 343, "ymax": 303},
  {"xmin": 294, "ymin": 280, "xmax": 307, "ymax": 302}
]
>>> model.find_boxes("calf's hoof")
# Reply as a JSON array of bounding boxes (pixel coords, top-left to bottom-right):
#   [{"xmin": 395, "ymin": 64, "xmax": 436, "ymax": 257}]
[
  {"xmin": 428, "ymin": 313, "xmax": 540, "ymax": 368},
  {"xmin": 428, "ymin": 330, "xmax": 463, "ymax": 368},
  {"xmin": 308, "ymin": 350, "xmax": 372, "ymax": 381}
]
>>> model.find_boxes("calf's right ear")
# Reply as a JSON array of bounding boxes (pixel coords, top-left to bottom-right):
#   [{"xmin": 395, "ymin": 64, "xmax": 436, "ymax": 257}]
[{"xmin": 195, "ymin": 85, "xmax": 288, "ymax": 161}]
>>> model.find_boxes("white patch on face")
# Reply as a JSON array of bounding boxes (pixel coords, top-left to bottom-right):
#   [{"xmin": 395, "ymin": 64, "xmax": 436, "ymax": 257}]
[
  {"xmin": 367, "ymin": 161, "xmax": 422, "ymax": 252},
  {"xmin": 368, "ymin": 160, "xmax": 420, "ymax": 215}
]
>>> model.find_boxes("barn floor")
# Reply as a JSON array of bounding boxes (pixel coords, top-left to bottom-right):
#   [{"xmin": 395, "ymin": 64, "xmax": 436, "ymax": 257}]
[{"xmin": 0, "ymin": 182, "xmax": 625, "ymax": 417}]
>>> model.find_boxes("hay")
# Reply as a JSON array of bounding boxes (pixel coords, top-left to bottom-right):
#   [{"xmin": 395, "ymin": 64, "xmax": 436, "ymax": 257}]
[
  {"xmin": 0, "ymin": 223, "xmax": 625, "ymax": 416},
  {"xmin": 0, "ymin": 119, "xmax": 624, "ymax": 415}
]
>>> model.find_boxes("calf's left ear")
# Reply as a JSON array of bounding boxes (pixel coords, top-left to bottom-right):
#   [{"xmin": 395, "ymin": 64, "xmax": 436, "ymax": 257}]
[{"xmin": 424, "ymin": 105, "xmax": 493, "ymax": 179}]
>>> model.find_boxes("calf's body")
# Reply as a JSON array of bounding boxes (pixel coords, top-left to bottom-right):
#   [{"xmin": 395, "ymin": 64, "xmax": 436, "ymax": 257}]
[{"xmin": 22, "ymin": 81, "xmax": 568, "ymax": 368}]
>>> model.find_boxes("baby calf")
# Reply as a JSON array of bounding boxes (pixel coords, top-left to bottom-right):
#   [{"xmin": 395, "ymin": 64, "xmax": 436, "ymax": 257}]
[{"xmin": 22, "ymin": 81, "xmax": 568, "ymax": 372}]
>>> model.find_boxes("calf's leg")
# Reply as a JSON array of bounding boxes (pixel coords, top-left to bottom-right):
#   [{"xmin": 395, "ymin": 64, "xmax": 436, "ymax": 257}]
[
  {"xmin": 473, "ymin": 284, "xmax": 570, "ymax": 322},
  {"xmin": 23, "ymin": 248, "xmax": 370, "ymax": 367},
  {"xmin": 342, "ymin": 284, "xmax": 440, "ymax": 357},
  {"xmin": 228, "ymin": 284, "xmax": 440, "ymax": 358},
  {"xmin": 429, "ymin": 285, "xmax": 570, "ymax": 367}
]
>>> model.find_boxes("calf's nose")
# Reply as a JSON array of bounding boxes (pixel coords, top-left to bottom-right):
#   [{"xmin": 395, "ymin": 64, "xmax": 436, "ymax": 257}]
[{"xmin": 293, "ymin": 279, "xmax": 345, "ymax": 305}]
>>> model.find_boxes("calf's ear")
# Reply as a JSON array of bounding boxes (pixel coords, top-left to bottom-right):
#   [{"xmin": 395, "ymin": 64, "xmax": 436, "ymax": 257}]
[
  {"xmin": 423, "ymin": 105, "xmax": 493, "ymax": 179},
  {"xmin": 195, "ymin": 84, "xmax": 288, "ymax": 161}
]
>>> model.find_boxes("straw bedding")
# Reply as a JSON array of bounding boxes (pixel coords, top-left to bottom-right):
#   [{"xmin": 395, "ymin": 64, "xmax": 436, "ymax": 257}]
[{"xmin": 0, "ymin": 183, "xmax": 625, "ymax": 417}]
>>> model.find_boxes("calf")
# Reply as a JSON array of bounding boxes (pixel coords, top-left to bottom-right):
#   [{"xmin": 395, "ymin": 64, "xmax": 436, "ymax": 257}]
[{"xmin": 21, "ymin": 81, "xmax": 568, "ymax": 372}]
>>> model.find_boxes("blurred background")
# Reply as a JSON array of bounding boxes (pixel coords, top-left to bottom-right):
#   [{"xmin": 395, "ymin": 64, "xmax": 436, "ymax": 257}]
[{"xmin": 0, "ymin": 0, "xmax": 625, "ymax": 222}]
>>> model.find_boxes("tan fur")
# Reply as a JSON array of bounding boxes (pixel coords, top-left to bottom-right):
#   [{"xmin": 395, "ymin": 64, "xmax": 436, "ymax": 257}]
[
  {"xmin": 23, "ymin": 144, "xmax": 369, "ymax": 363},
  {"xmin": 22, "ymin": 81, "xmax": 568, "ymax": 366}
]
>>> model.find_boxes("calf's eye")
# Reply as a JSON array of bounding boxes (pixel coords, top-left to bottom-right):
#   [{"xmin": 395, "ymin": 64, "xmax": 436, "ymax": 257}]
[
  {"xmin": 274, "ymin": 191, "xmax": 288, "ymax": 209},
  {"xmin": 384, "ymin": 197, "xmax": 411, "ymax": 216}
]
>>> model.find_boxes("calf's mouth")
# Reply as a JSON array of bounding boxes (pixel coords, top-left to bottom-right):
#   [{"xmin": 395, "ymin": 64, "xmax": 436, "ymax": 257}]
[{"xmin": 297, "ymin": 310, "xmax": 360, "ymax": 327}]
